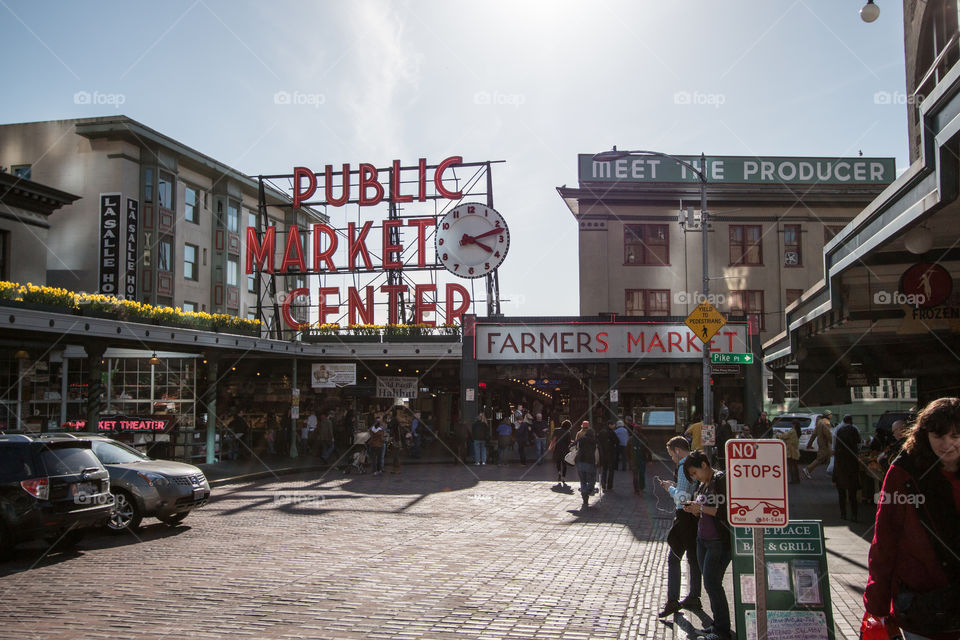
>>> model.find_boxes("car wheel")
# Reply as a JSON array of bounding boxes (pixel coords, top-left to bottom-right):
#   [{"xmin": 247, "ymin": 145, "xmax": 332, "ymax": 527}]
[
  {"xmin": 107, "ymin": 490, "xmax": 142, "ymax": 533},
  {"xmin": 160, "ymin": 512, "xmax": 188, "ymax": 526}
]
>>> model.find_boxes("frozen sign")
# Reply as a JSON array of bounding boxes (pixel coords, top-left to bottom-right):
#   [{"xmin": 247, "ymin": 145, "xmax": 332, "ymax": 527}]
[{"xmin": 475, "ymin": 322, "xmax": 749, "ymax": 362}]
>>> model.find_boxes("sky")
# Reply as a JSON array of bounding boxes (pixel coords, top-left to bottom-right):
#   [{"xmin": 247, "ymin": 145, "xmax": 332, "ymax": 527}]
[{"xmin": 0, "ymin": 0, "xmax": 909, "ymax": 318}]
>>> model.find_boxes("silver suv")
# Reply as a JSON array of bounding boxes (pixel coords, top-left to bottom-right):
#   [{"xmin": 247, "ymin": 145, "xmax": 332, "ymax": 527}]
[
  {"xmin": 770, "ymin": 413, "xmax": 824, "ymax": 463},
  {"xmin": 80, "ymin": 435, "xmax": 211, "ymax": 531}
]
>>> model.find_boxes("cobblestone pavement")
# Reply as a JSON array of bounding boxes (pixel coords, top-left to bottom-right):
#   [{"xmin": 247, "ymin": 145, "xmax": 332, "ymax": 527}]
[{"xmin": 0, "ymin": 462, "xmax": 869, "ymax": 640}]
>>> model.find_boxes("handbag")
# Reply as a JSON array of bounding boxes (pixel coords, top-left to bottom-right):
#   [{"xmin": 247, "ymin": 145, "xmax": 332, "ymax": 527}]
[
  {"xmin": 564, "ymin": 446, "xmax": 578, "ymax": 466},
  {"xmin": 666, "ymin": 509, "xmax": 697, "ymax": 555}
]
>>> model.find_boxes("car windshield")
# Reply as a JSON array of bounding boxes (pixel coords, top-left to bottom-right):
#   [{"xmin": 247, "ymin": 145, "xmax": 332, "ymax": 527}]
[
  {"xmin": 39, "ymin": 446, "xmax": 103, "ymax": 476},
  {"xmin": 771, "ymin": 417, "xmax": 811, "ymax": 429},
  {"xmin": 90, "ymin": 440, "xmax": 149, "ymax": 464}
]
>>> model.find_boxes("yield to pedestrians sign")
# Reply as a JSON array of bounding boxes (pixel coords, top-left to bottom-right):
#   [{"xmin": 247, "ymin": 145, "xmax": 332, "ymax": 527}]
[
  {"xmin": 684, "ymin": 302, "xmax": 726, "ymax": 343},
  {"xmin": 725, "ymin": 439, "xmax": 788, "ymax": 527}
]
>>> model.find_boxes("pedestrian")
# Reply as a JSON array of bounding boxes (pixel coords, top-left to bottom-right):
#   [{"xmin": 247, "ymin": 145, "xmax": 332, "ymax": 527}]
[
  {"xmin": 615, "ymin": 419, "xmax": 630, "ymax": 471},
  {"xmin": 409, "ymin": 411, "xmax": 423, "ymax": 458},
  {"xmin": 877, "ymin": 419, "xmax": 907, "ymax": 471},
  {"xmin": 598, "ymin": 420, "xmax": 619, "ymax": 493},
  {"xmin": 227, "ymin": 410, "xmax": 248, "ymax": 461},
  {"xmin": 368, "ymin": 415, "xmax": 386, "ymax": 476},
  {"xmin": 657, "ymin": 436, "xmax": 702, "ymax": 618},
  {"xmin": 718, "ymin": 400, "xmax": 729, "ymax": 423},
  {"xmin": 532, "ymin": 412, "xmax": 549, "ymax": 463},
  {"xmin": 574, "ymin": 420, "xmax": 598, "ymax": 510},
  {"xmin": 319, "ymin": 409, "xmax": 335, "ymax": 462},
  {"xmin": 454, "ymin": 418, "xmax": 470, "ymax": 464},
  {"xmin": 550, "ymin": 419, "xmax": 574, "ymax": 489},
  {"xmin": 803, "ymin": 410, "xmax": 834, "ymax": 478},
  {"xmin": 388, "ymin": 409, "xmax": 402, "ymax": 473},
  {"xmin": 776, "ymin": 420, "xmax": 801, "ymax": 484},
  {"xmin": 685, "ymin": 418, "xmax": 704, "ymax": 451},
  {"xmin": 471, "ymin": 414, "xmax": 490, "ymax": 466},
  {"xmin": 516, "ymin": 414, "xmax": 532, "ymax": 465},
  {"xmin": 751, "ymin": 411, "xmax": 772, "ymax": 439},
  {"xmin": 862, "ymin": 397, "xmax": 960, "ymax": 640},
  {"xmin": 683, "ymin": 450, "xmax": 732, "ymax": 640},
  {"xmin": 629, "ymin": 421, "xmax": 651, "ymax": 493},
  {"xmin": 304, "ymin": 409, "xmax": 318, "ymax": 450},
  {"xmin": 496, "ymin": 417, "xmax": 513, "ymax": 466},
  {"xmin": 715, "ymin": 419, "xmax": 733, "ymax": 470},
  {"xmin": 265, "ymin": 423, "xmax": 276, "ymax": 455},
  {"xmin": 833, "ymin": 414, "xmax": 862, "ymax": 521}
]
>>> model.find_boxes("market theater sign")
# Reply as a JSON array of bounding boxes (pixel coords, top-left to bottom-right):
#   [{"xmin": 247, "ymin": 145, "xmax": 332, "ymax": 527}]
[{"xmin": 475, "ymin": 322, "xmax": 750, "ymax": 361}]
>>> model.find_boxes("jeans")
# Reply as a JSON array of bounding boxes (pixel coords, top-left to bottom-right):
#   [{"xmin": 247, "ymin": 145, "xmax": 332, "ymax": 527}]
[
  {"xmin": 535, "ymin": 437, "xmax": 547, "ymax": 461},
  {"xmin": 576, "ymin": 462, "xmax": 597, "ymax": 497},
  {"xmin": 410, "ymin": 434, "xmax": 421, "ymax": 458},
  {"xmin": 697, "ymin": 537, "xmax": 732, "ymax": 637},
  {"xmin": 838, "ymin": 487, "xmax": 858, "ymax": 521},
  {"xmin": 473, "ymin": 440, "xmax": 487, "ymax": 464},
  {"xmin": 517, "ymin": 442, "xmax": 527, "ymax": 464},
  {"xmin": 370, "ymin": 444, "xmax": 385, "ymax": 473},
  {"xmin": 600, "ymin": 463, "xmax": 614, "ymax": 491},
  {"xmin": 321, "ymin": 440, "xmax": 335, "ymax": 462},
  {"xmin": 619, "ymin": 445, "xmax": 628, "ymax": 471},
  {"xmin": 667, "ymin": 533, "xmax": 702, "ymax": 602}
]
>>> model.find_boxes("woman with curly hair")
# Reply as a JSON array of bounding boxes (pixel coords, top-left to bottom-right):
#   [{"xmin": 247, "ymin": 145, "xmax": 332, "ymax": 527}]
[{"xmin": 863, "ymin": 397, "xmax": 960, "ymax": 640}]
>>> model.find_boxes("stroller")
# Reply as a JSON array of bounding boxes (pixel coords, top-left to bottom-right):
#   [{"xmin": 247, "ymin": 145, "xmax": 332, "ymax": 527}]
[{"xmin": 338, "ymin": 430, "xmax": 370, "ymax": 474}]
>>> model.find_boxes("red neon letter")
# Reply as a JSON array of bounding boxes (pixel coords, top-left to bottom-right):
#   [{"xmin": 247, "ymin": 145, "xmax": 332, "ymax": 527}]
[
  {"xmin": 292, "ymin": 167, "xmax": 316, "ymax": 209},
  {"xmin": 280, "ymin": 226, "xmax": 307, "ymax": 272},
  {"xmin": 325, "ymin": 164, "xmax": 350, "ymax": 207},
  {"xmin": 318, "ymin": 287, "xmax": 340, "ymax": 325},
  {"xmin": 391, "ymin": 159, "xmax": 413, "ymax": 204},
  {"xmin": 382, "ymin": 219, "xmax": 403, "ymax": 269},
  {"xmin": 414, "ymin": 283, "xmax": 437, "ymax": 326},
  {"xmin": 312, "ymin": 223, "xmax": 338, "ymax": 272},
  {"xmin": 380, "ymin": 284, "xmax": 409, "ymax": 325},
  {"xmin": 347, "ymin": 286, "xmax": 374, "ymax": 325},
  {"xmin": 407, "ymin": 218, "xmax": 437, "ymax": 267},
  {"xmin": 434, "ymin": 155, "xmax": 463, "ymax": 199},
  {"xmin": 282, "ymin": 287, "xmax": 310, "ymax": 329},
  {"xmin": 445, "ymin": 282, "xmax": 471, "ymax": 324},
  {"xmin": 246, "ymin": 225, "xmax": 275, "ymax": 274},
  {"xmin": 358, "ymin": 163, "xmax": 384, "ymax": 206},
  {"xmin": 348, "ymin": 221, "xmax": 374, "ymax": 270}
]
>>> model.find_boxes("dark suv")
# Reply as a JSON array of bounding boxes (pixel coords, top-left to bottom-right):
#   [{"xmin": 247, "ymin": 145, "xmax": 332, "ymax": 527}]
[{"xmin": 0, "ymin": 434, "xmax": 114, "ymax": 559}]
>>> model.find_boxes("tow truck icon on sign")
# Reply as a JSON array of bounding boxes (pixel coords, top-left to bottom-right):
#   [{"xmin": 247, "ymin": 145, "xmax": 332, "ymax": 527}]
[{"xmin": 730, "ymin": 499, "xmax": 786, "ymax": 522}]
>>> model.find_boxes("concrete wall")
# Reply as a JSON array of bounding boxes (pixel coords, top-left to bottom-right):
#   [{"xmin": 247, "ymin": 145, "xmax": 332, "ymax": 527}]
[{"xmin": 0, "ymin": 205, "xmax": 49, "ymax": 284}]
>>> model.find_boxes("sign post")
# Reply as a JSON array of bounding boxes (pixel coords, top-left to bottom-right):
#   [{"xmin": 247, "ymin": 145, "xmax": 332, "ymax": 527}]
[{"xmin": 726, "ymin": 439, "xmax": 788, "ymax": 640}]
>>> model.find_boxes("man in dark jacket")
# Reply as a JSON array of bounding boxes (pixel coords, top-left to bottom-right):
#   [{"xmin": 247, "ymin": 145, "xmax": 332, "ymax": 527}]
[
  {"xmin": 470, "ymin": 415, "xmax": 490, "ymax": 466},
  {"xmin": 833, "ymin": 414, "xmax": 862, "ymax": 521},
  {"xmin": 597, "ymin": 421, "xmax": 619, "ymax": 492},
  {"xmin": 751, "ymin": 411, "xmax": 772, "ymax": 438}
]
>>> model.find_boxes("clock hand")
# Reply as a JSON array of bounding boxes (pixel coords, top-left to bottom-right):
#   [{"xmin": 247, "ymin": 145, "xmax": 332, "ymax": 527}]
[
  {"xmin": 460, "ymin": 234, "xmax": 493, "ymax": 252},
  {"xmin": 472, "ymin": 228, "xmax": 503, "ymax": 240},
  {"xmin": 473, "ymin": 239, "xmax": 493, "ymax": 252}
]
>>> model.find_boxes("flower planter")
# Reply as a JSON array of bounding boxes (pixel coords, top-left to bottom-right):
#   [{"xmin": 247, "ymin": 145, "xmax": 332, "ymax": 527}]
[
  {"xmin": 382, "ymin": 334, "xmax": 460, "ymax": 343},
  {"xmin": 302, "ymin": 334, "xmax": 381, "ymax": 343},
  {"xmin": 0, "ymin": 299, "xmax": 69, "ymax": 314},
  {"xmin": 77, "ymin": 306, "xmax": 119, "ymax": 320}
]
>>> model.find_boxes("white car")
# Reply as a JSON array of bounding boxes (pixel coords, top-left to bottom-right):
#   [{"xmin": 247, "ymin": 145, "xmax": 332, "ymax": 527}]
[{"xmin": 770, "ymin": 413, "xmax": 825, "ymax": 463}]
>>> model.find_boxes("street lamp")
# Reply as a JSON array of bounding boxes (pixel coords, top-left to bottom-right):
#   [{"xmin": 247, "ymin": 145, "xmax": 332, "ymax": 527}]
[
  {"xmin": 591, "ymin": 147, "xmax": 713, "ymax": 428},
  {"xmin": 860, "ymin": 0, "xmax": 880, "ymax": 23}
]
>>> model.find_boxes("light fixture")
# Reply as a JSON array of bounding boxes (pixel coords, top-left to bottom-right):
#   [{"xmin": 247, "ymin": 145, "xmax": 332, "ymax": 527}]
[
  {"xmin": 860, "ymin": 0, "xmax": 879, "ymax": 23},
  {"xmin": 904, "ymin": 224, "xmax": 934, "ymax": 254},
  {"xmin": 148, "ymin": 353, "xmax": 161, "ymax": 366},
  {"xmin": 14, "ymin": 349, "xmax": 29, "ymax": 360},
  {"xmin": 528, "ymin": 379, "xmax": 536, "ymax": 385}
]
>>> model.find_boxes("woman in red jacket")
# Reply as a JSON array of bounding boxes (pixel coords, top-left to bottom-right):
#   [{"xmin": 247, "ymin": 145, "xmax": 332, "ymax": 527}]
[{"xmin": 863, "ymin": 397, "xmax": 960, "ymax": 640}]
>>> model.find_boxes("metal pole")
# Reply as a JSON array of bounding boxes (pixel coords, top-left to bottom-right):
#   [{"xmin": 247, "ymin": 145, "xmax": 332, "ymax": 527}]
[
  {"xmin": 290, "ymin": 358, "xmax": 299, "ymax": 458},
  {"xmin": 701, "ymin": 153, "xmax": 712, "ymax": 430},
  {"xmin": 754, "ymin": 527, "xmax": 768, "ymax": 640}
]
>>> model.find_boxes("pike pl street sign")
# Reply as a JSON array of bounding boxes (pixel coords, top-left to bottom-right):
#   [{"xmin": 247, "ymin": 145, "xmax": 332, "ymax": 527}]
[{"xmin": 711, "ymin": 352, "xmax": 754, "ymax": 364}]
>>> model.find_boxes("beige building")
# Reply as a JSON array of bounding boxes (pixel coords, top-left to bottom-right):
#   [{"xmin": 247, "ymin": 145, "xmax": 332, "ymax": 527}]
[{"xmin": 0, "ymin": 116, "xmax": 325, "ymax": 331}]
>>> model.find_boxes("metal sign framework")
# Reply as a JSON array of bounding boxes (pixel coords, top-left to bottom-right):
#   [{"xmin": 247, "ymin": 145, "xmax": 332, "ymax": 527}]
[{"xmin": 253, "ymin": 160, "xmax": 504, "ymax": 339}]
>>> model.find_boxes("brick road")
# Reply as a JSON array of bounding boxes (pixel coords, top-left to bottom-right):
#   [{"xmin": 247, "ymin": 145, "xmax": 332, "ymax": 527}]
[{"xmin": 0, "ymin": 462, "xmax": 870, "ymax": 639}]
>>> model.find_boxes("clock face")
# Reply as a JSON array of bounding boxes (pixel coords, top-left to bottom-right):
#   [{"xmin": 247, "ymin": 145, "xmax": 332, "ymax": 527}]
[{"xmin": 435, "ymin": 202, "xmax": 510, "ymax": 278}]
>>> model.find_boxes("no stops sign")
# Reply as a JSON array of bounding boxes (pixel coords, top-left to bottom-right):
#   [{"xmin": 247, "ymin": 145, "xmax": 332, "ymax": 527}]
[{"xmin": 725, "ymin": 439, "xmax": 788, "ymax": 527}]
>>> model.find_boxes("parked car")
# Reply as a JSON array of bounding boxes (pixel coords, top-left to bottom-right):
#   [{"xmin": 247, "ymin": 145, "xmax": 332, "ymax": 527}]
[
  {"xmin": 770, "ymin": 412, "xmax": 824, "ymax": 463},
  {"xmin": 0, "ymin": 433, "xmax": 113, "ymax": 559},
  {"xmin": 76, "ymin": 434, "xmax": 211, "ymax": 532}
]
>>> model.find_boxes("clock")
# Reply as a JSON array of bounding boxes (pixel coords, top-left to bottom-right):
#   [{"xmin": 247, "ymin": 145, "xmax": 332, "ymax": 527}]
[{"xmin": 435, "ymin": 202, "xmax": 510, "ymax": 278}]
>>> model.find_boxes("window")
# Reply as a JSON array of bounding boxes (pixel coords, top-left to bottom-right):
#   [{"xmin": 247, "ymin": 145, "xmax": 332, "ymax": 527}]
[
  {"xmin": 785, "ymin": 289, "xmax": 804, "ymax": 307},
  {"xmin": 783, "ymin": 224, "xmax": 802, "ymax": 266},
  {"xmin": 184, "ymin": 244, "xmax": 198, "ymax": 280},
  {"xmin": 624, "ymin": 224, "xmax": 669, "ymax": 265},
  {"xmin": 184, "ymin": 187, "xmax": 199, "ymax": 224},
  {"xmin": 11, "ymin": 165, "xmax": 31, "ymax": 180},
  {"xmin": 158, "ymin": 239, "xmax": 171, "ymax": 271},
  {"xmin": 227, "ymin": 256, "xmax": 239, "ymax": 287},
  {"xmin": 144, "ymin": 168, "xmax": 154, "ymax": 203},
  {"xmin": 247, "ymin": 211, "xmax": 257, "ymax": 233},
  {"xmin": 183, "ymin": 301, "xmax": 198, "ymax": 313},
  {"xmin": 824, "ymin": 225, "xmax": 846, "ymax": 245},
  {"xmin": 158, "ymin": 173, "xmax": 173, "ymax": 210},
  {"xmin": 227, "ymin": 203, "xmax": 240, "ymax": 233},
  {"xmin": 729, "ymin": 290, "xmax": 765, "ymax": 330},
  {"xmin": 625, "ymin": 289, "xmax": 670, "ymax": 316},
  {"xmin": 729, "ymin": 225, "xmax": 763, "ymax": 265}
]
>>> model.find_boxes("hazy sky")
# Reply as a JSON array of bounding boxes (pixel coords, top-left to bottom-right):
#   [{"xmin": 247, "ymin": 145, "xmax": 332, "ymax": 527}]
[{"xmin": 1, "ymin": 1, "xmax": 908, "ymax": 317}]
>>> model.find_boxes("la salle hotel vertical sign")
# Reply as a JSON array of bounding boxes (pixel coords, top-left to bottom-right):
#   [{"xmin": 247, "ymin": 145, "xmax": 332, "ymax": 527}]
[{"xmin": 99, "ymin": 193, "xmax": 121, "ymax": 295}]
